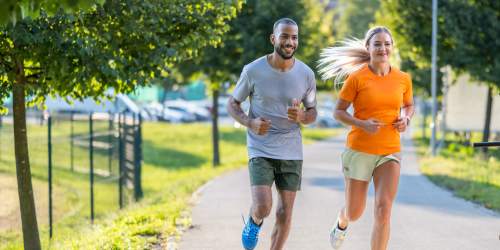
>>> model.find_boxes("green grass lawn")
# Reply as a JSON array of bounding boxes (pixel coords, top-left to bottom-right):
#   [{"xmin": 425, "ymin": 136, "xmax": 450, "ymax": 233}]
[
  {"xmin": 413, "ymin": 127, "xmax": 500, "ymax": 212},
  {"xmin": 0, "ymin": 121, "xmax": 340, "ymax": 250},
  {"xmin": 0, "ymin": 118, "xmax": 121, "ymax": 250}
]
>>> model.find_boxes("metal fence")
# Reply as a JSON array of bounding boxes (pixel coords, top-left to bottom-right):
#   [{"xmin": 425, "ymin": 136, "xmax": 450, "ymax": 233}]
[{"xmin": 0, "ymin": 111, "xmax": 142, "ymax": 238}]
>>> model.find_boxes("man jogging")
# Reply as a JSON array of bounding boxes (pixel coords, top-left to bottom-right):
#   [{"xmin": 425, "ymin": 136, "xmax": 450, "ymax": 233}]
[{"xmin": 227, "ymin": 17, "xmax": 317, "ymax": 250}]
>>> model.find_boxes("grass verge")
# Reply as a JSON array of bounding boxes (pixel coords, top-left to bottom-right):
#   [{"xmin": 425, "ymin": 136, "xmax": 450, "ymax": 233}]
[
  {"xmin": 413, "ymin": 130, "xmax": 500, "ymax": 212},
  {"xmin": 1, "ymin": 122, "xmax": 340, "ymax": 249}
]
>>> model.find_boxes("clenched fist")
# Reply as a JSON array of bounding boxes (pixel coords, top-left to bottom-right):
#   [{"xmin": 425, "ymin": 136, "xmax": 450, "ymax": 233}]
[
  {"xmin": 392, "ymin": 116, "xmax": 409, "ymax": 132},
  {"xmin": 287, "ymin": 98, "xmax": 304, "ymax": 123},
  {"xmin": 250, "ymin": 117, "xmax": 272, "ymax": 135},
  {"xmin": 360, "ymin": 118, "xmax": 382, "ymax": 134}
]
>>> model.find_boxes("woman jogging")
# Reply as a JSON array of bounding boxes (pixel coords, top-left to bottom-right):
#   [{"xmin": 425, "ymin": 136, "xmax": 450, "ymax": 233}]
[{"xmin": 317, "ymin": 26, "xmax": 414, "ymax": 250}]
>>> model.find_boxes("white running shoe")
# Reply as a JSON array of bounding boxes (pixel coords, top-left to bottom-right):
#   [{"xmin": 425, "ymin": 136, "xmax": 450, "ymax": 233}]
[{"xmin": 329, "ymin": 216, "xmax": 347, "ymax": 249}]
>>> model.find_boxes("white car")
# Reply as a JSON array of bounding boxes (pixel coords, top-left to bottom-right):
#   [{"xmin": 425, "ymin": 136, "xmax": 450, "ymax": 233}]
[
  {"xmin": 143, "ymin": 102, "xmax": 195, "ymax": 123},
  {"xmin": 164, "ymin": 100, "xmax": 211, "ymax": 121}
]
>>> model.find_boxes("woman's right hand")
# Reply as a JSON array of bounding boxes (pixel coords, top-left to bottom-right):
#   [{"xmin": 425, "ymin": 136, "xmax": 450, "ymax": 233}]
[{"xmin": 359, "ymin": 118, "xmax": 381, "ymax": 134}]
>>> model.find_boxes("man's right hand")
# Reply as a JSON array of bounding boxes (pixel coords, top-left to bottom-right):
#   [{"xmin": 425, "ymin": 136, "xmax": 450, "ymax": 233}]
[{"xmin": 249, "ymin": 117, "xmax": 272, "ymax": 135}]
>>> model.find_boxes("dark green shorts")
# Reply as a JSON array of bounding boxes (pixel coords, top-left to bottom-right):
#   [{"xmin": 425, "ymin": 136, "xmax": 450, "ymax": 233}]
[{"xmin": 248, "ymin": 157, "xmax": 303, "ymax": 191}]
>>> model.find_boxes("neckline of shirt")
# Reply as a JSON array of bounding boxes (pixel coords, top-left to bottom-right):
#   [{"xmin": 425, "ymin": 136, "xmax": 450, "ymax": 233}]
[
  {"xmin": 265, "ymin": 55, "xmax": 296, "ymax": 74},
  {"xmin": 365, "ymin": 64, "xmax": 395, "ymax": 79}
]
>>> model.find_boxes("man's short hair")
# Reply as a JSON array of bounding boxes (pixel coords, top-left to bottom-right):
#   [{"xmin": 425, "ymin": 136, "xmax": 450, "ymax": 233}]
[{"xmin": 273, "ymin": 18, "xmax": 297, "ymax": 32}]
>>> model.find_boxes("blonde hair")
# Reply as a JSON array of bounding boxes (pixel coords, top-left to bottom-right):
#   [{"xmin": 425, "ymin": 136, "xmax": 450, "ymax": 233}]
[{"xmin": 318, "ymin": 26, "xmax": 394, "ymax": 85}]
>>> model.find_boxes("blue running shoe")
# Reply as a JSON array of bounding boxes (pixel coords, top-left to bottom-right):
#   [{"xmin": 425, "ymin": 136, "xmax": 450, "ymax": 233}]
[{"xmin": 241, "ymin": 216, "xmax": 261, "ymax": 250}]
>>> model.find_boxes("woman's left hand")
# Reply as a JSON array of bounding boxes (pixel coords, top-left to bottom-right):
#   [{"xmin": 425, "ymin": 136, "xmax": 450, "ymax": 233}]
[{"xmin": 392, "ymin": 116, "xmax": 409, "ymax": 132}]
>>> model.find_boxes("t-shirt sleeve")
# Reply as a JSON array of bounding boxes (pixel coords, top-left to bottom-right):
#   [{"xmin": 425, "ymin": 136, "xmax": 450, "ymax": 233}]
[
  {"xmin": 303, "ymin": 71, "xmax": 317, "ymax": 108},
  {"xmin": 338, "ymin": 74, "xmax": 358, "ymax": 102},
  {"xmin": 231, "ymin": 66, "xmax": 252, "ymax": 102},
  {"xmin": 403, "ymin": 74, "xmax": 413, "ymax": 105}
]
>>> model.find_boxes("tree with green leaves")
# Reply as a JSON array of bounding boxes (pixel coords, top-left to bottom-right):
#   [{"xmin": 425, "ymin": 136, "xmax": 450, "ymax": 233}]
[
  {"xmin": 177, "ymin": 0, "xmax": 334, "ymax": 165},
  {"xmin": 0, "ymin": 0, "xmax": 101, "ymax": 25},
  {"xmin": 379, "ymin": 0, "xmax": 499, "ymax": 87},
  {"xmin": 333, "ymin": 0, "xmax": 380, "ymax": 40},
  {"xmin": 378, "ymin": 0, "xmax": 499, "ymax": 147},
  {"xmin": 0, "ymin": 1, "xmax": 241, "ymax": 248},
  {"xmin": 181, "ymin": 0, "xmax": 335, "ymax": 88}
]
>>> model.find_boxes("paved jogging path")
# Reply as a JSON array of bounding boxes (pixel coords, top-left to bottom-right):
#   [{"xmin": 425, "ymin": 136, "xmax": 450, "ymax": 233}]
[{"xmin": 179, "ymin": 132, "xmax": 500, "ymax": 250}]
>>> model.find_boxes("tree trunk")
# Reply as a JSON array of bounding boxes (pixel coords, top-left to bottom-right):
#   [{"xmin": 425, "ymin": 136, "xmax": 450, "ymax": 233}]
[
  {"xmin": 13, "ymin": 60, "xmax": 41, "ymax": 250},
  {"xmin": 481, "ymin": 86, "xmax": 493, "ymax": 154},
  {"xmin": 212, "ymin": 89, "xmax": 220, "ymax": 166}
]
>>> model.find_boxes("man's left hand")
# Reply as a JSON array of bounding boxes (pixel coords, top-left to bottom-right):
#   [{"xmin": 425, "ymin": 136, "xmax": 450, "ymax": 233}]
[{"xmin": 287, "ymin": 98, "xmax": 305, "ymax": 123}]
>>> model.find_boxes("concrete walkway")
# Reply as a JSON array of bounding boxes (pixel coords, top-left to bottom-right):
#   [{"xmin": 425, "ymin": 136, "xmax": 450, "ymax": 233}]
[{"xmin": 179, "ymin": 132, "xmax": 500, "ymax": 250}]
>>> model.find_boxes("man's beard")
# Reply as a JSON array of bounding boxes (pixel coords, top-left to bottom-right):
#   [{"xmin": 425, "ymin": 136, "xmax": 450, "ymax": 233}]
[{"xmin": 275, "ymin": 45, "xmax": 296, "ymax": 60}]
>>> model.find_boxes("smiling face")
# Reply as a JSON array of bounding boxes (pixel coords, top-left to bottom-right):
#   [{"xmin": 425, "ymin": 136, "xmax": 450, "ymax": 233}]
[
  {"xmin": 270, "ymin": 23, "xmax": 299, "ymax": 60},
  {"xmin": 366, "ymin": 31, "xmax": 393, "ymax": 64}
]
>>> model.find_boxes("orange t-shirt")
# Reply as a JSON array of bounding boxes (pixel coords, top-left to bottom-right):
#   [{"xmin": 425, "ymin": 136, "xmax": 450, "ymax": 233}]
[{"xmin": 338, "ymin": 65, "xmax": 413, "ymax": 155}]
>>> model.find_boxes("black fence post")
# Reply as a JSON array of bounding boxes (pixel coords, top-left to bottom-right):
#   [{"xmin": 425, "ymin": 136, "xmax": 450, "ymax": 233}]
[
  {"xmin": 108, "ymin": 112, "xmax": 113, "ymax": 175},
  {"xmin": 138, "ymin": 114, "xmax": 143, "ymax": 199},
  {"xmin": 133, "ymin": 114, "xmax": 143, "ymax": 201},
  {"xmin": 132, "ymin": 114, "xmax": 137, "ymax": 201},
  {"xmin": 89, "ymin": 113, "xmax": 94, "ymax": 223},
  {"xmin": 118, "ymin": 113, "xmax": 124, "ymax": 209},
  {"xmin": 48, "ymin": 115, "xmax": 53, "ymax": 238},
  {"xmin": 70, "ymin": 112, "xmax": 74, "ymax": 172},
  {"xmin": 473, "ymin": 141, "xmax": 500, "ymax": 148}
]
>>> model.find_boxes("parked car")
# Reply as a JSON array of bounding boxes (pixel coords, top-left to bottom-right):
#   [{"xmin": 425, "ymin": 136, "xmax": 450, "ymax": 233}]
[
  {"xmin": 142, "ymin": 102, "xmax": 163, "ymax": 121},
  {"xmin": 161, "ymin": 107, "xmax": 196, "ymax": 123},
  {"xmin": 143, "ymin": 102, "xmax": 196, "ymax": 123},
  {"xmin": 164, "ymin": 100, "xmax": 211, "ymax": 121},
  {"xmin": 165, "ymin": 106, "xmax": 196, "ymax": 123},
  {"xmin": 189, "ymin": 97, "xmax": 230, "ymax": 117},
  {"xmin": 314, "ymin": 107, "xmax": 341, "ymax": 128}
]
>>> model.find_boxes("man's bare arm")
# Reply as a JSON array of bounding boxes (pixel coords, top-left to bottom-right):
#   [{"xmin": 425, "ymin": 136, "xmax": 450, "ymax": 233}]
[
  {"xmin": 300, "ymin": 107, "xmax": 317, "ymax": 124},
  {"xmin": 227, "ymin": 96, "xmax": 251, "ymax": 127},
  {"xmin": 227, "ymin": 96, "xmax": 271, "ymax": 135}
]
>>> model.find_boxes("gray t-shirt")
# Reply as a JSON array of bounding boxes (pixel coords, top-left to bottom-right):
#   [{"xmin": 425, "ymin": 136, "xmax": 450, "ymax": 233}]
[{"xmin": 232, "ymin": 56, "xmax": 317, "ymax": 160}]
